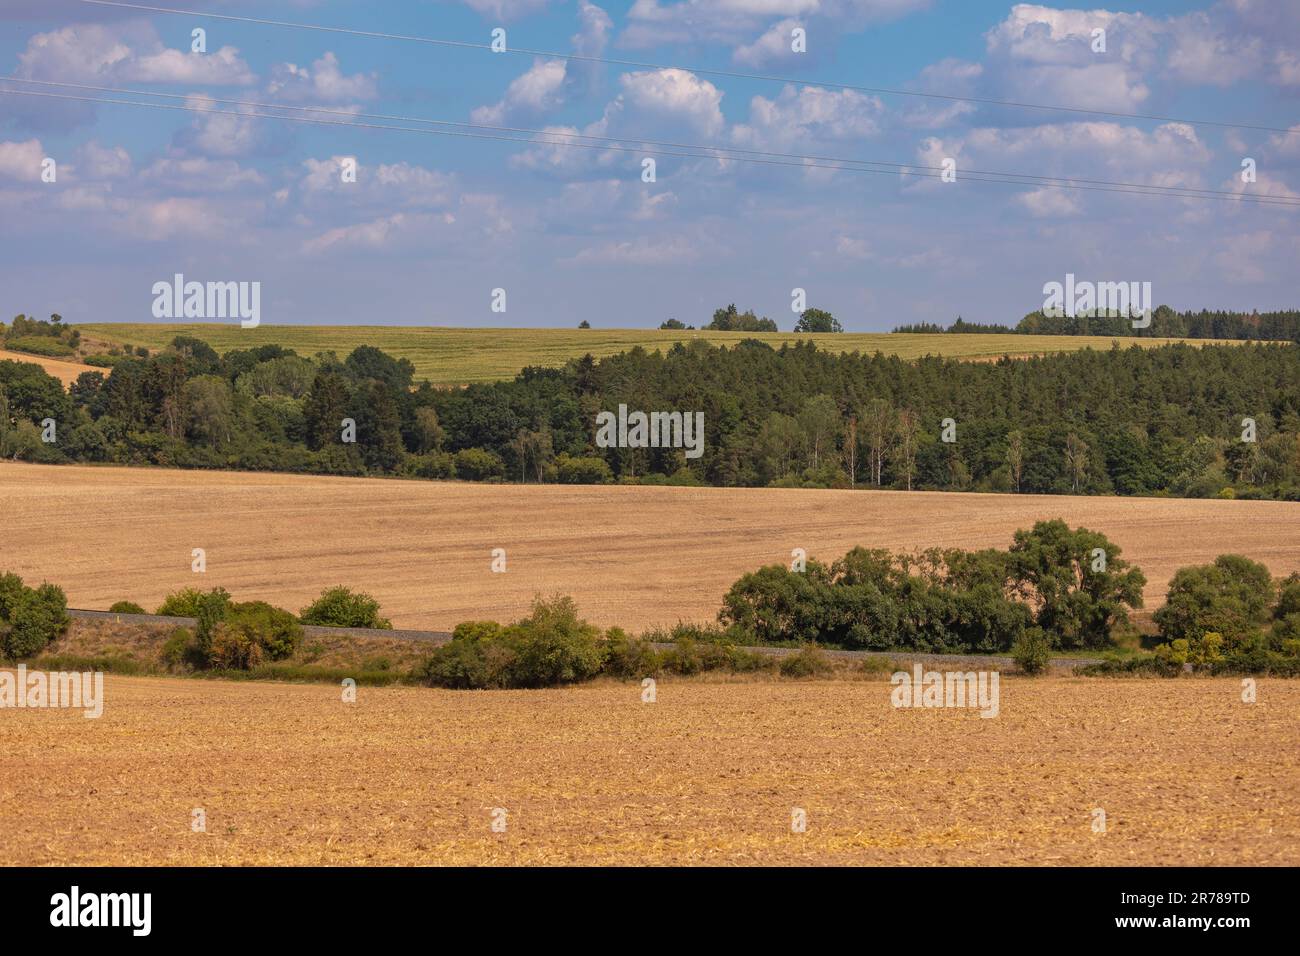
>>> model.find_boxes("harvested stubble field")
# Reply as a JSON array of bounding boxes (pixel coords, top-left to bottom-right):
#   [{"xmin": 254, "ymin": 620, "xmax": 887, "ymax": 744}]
[
  {"xmin": 1, "ymin": 674, "xmax": 1296, "ymax": 865},
  {"xmin": 3, "ymin": 462, "xmax": 1299, "ymax": 631},
  {"xmin": 0, "ymin": 349, "xmax": 99, "ymax": 388},
  {"xmin": 77, "ymin": 323, "xmax": 1229, "ymax": 385}
]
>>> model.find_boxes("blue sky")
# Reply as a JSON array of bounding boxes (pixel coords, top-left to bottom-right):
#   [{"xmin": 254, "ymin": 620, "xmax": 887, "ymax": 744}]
[{"xmin": 1, "ymin": 0, "xmax": 1297, "ymax": 330}]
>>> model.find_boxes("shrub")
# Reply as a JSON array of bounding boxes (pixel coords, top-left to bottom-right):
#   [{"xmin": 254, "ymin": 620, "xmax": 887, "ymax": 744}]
[
  {"xmin": 160, "ymin": 627, "xmax": 203, "ymax": 670},
  {"xmin": 215, "ymin": 601, "xmax": 302, "ymax": 663},
  {"xmin": 401, "ymin": 452, "xmax": 455, "ymax": 480},
  {"xmin": 156, "ymin": 588, "xmax": 210, "ymax": 617},
  {"xmin": 602, "ymin": 627, "xmax": 660, "ymax": 679},
  {"xmin": 506, "ymin": 596, "xmax": 605, "ymax": 688},
  {"xmin": 452, "ymin": 447, "xmax": 505, "ymax": 481},
  {"xmin": 778, "ymin": 645, "xmax": 833, "ymax": 678},
  {"xmin": 555, "ymin": 453, "xmax": 614, "ymax": 484},
  {"xmin": 208, "ymin": 626, "xmax": 265, "ymax": 669},
  {"xmin": 422, "ymin": 598, "xmax": 604, "ymax": 689},
  {"xmin": 419, "ymin": 637, "xmax": 510, "ymax": 689},
  {"xmin": 299, "ymin": 586, "xmax": 391, "ymax": 629},
  {"xmin": 659, "ymin": 637, "xmax": 773, "ymax": 675},
  {"xmin": 0, "ymin": 576, "xmax": 69, "ymax": 661},
  {"xmin": 156, "ymin": 587, "xmax": 232, "ymax": 650},
  {"xmin": 1012, "ymin": 627, "xmax": 1051, "ymax": 675},
  {"xmin": 108, "ymin": 601, "xmax": 146, "ymax": 615}
]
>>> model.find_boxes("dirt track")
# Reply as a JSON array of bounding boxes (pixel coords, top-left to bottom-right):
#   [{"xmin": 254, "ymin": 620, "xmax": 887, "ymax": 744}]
[
  {"xmin": 3, "ymin": 462, "xmax": 1298, "ymax": 630},
  {"xmin": 1, "ymin": 673, "xmax": 1295, "ymax": 865}
]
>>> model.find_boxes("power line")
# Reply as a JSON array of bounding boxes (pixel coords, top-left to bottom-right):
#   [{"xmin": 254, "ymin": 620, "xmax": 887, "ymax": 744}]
[
  {"xmin": 3, "ymin": 84, "xmax": 1295, "ymax": 206},
  {"xmin": 3, "ymin": 75, "xmax": 1281, "ymax": 204},
  {"xmin": 78, "ymin": 0, "xmax": 1300, "ymax": 136}
]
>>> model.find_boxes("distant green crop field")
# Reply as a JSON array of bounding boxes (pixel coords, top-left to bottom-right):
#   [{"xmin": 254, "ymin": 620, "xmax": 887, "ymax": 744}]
[{"xmin": 76, "ymin": 323, "xmax": 1230, "ymax": 385}]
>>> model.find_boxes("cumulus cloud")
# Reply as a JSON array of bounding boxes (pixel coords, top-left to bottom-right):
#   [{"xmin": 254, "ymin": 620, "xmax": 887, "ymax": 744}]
[
  {"xmin": 16, "ymin": 22, "xmax": 254, "ymax": 85},
  {"xmin": 75, "ymin": 140, "xmax": 132, "ymax": 179},
  {"xmin": 471, "ymin": 59, "xmax": 569, "ymax": 124},
  {"xmin": 470, "ymin": 2, "xmax": 612, "ymax": 125},
  {"xmin": 0, "ymin": 138, "xmax": 47, "ymax": 183},
  {"xmin": 622, "ymin": 0, "xmax": 929, "ymax": 49},
  {"xmin": 732, "ymin": 84, "xmax": 885, "ymax": 150},
  {"xmin": 297, "ymin": 157, "xmax": 458, "ymax": 211},
  {"xmin": 265, "ymin": 52, "xmax": 378, "ymax": 106},
  {"xmin": 457, "ymin": 0, "xmax": 554, "ymax": 19},
  {"xmin": 620, "ymin": 68, "xmax": 726, "ymax": 135},
  {"xmin": 733, "ymin": 18, "xmax": 807, "ymax": 68}
]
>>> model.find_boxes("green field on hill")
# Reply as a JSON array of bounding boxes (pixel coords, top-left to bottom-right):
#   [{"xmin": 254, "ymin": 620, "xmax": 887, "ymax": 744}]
[{"xmin": 77, "ymin": 323, "xmax": 1226, "ymax": 385}]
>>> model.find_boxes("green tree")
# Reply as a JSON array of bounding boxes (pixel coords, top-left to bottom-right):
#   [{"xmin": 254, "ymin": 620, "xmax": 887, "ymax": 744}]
[
  {"xmin": 1008, "ymin": 520, "xmax": 1145, "ymax": 649},
  {"xmin": 794, "ymin": 308, "xmax": 842, "ymax": 333},
  {"xmin": 1154, "ymin": 554, "xmax": 1276, "ymax": 648}
]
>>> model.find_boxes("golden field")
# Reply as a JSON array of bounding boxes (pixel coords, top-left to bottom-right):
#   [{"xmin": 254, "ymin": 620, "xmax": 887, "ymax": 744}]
[
  {"xmin": 2, "ymin": 461, "xmax": 1299, "ymax": 630},
  {"xmin": 1, "ymin": 674, "xmax": 1295, "ymax": 865},
  {"xmin": 0, "ymin": 349, "xmax": 99, "ymax": 387}
]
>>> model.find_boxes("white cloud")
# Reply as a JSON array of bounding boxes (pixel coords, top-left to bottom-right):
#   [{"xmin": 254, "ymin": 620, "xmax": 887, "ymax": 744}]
[
  {"xmin": 470, "ymin": 3, "xmax": 611, "ymax": 124},
  {"xmin": 623, "ymin": 0, "xmax": 927, "ymax": 49},
  {"xmin": 1016, "ymin": 187, "xmax": 1083, "ymax": 218},
  {"xmin": 123, "ymin": 45, "xmax": 256, "ymax": 86},
  {"xmin": 265, "ymin": 52, "xmax": 378, "ymax": 105},
  {"xmin": 619, "ymin": 69, "xmax": 726, "ymax": 136},
  {"xmin": 302, "ymin": 213, "xmax": 410, "ymax": 255},
  {"xmin": 139, "ymin": 156, "xmax": 264, "ymax": 192},
  {"xmin": 75, "ymin": 141, "xmax": 131, "ymax": 179},
  {"xmin": 458, "ymin": 0, "xmax": 554, "ymax": 19},
  {"xmin": 0, "ymin": 139, "xmax": 47, "ymax": 182},
  {"xmin": 471, "ymin": 59, "xmax": 568, "ymax": 125},
  {"xmin": 733, "ymin": 18, "xmax": 806, "ymax": 68},
  {"xmin": 566, "ymin": 233, "xmax": 696, "ymax": 265},
  {"xmin": 733, "ymin": 84, "xmax": 885, "ymax": 150},
  {"xmin": 17, "ymin": 22, "xmax": 253, "ymax": 85}
]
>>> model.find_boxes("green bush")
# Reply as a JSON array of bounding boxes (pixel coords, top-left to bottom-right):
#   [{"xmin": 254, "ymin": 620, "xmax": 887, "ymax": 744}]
[
  {"xmin": 452, "ymin": 447, "xmax": 505, "ymax": 481},
  {"xmin": 506, "ymin": 596, "xmax": 606, "ymax": 688},
  {"xmin": 214, "ymin": 601, "xmax": 302, "ymax": 663},
  {"xmin": 108, "ymin": 600, "xmax": 146, "ymax": 614},
  {"xmin": 423, "ymin": 597, "xmax": 614, "ymax": 689},
  {"xmin": 658, "ymin": 636, "xmax": 774, "ymax": 675},
  {"xmin": 778, "ymin": 645, "xmax": 833, "ymax": 678},
  {"xmin": 299, "ymin": 586, "xmax": 391, "ymax": 629},
  {"xmin": 1012, "ymin": 627, "xmax": 1052, "ymax": 675},
  {"xmin": 0, "ymin": 574, "xmax": 69, "ymax": 661},
  {"xmin": 156, "ymin": 587, "xmax": 232, "ymax": 649},
  {"xmin": 419, "ymin": 636, "xmax": 511, "ymax": 689},
  {"xmin": 160, "ymin": 627, "xmax": 203, "ymax": 670},
  {"xmin": 602, "ymin": 627, "xmax": 660, "ymax": 679},
  {"xmin": 555, "ymin": 453, "xmax": 614, "ymax": 484},
  {"xmin": 156, "ymin": 588, "xmax": 209, "ymax": 617}
]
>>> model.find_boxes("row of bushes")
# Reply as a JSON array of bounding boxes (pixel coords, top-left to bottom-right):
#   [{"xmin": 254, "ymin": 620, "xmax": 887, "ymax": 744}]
[
  {"xmin": 418, "ymin": 597, "xmax": 835, "ymax": 689},
  {"xmin": 138, "ymin": 584, "xmax": 393, "ymax": 671}
]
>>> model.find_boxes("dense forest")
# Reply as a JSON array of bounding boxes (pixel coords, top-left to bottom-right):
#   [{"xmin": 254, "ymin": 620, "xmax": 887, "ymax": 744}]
[
  {"xmin": 2, "ymin": 333, "xmax": 1299, "ymax": 500},
  {"xmin": 896, "ymin": 307, "xmax": 1300, "ymax": 341}
]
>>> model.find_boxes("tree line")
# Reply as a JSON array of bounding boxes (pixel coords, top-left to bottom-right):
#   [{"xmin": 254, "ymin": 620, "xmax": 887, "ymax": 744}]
[
  {"xmin": 2, "ymin": 333, "xmax": 1299, "ymax": 500},
  {"xmin": 896, "ymin": 307, "xmax": 1300, "ymax": 341}
]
